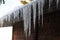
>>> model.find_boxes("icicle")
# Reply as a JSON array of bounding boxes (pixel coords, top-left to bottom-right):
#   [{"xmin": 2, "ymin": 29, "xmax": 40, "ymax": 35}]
[
  {"xmin": 19, "ymin": 8, "xmax": 23, "ymax": 21},
  {"xmin": 13, "ymin": 11, "xmax": 16, "ymax": 23},
  {"xmin": 13, "ymin": 10, "xmax": 19, "ymax": 23},
  {"xmin": 28, "ymin": 5, "xmax": 31, "ymax": 37},
  {"xmin": 6, "ymin": 15, "xmax": 10, "ymax": 26},
  {"xmin": 57, "ymin": 0, "xmax": 59, "ymax": 8},
  {"xmin": 5, "ymin": 16, "xmax": 9, "ymax": 26},
  {"xmin": 38, "ymin": 0, "xmax": 40, "ymax": 24},
  {"xmin": 10, "ymin": 13, "xmax": 14, "ymax": 24},
  {"xmin": 49, "ymin": 0, "xmax": 53, "ymax": 8},
  {"xmin": 49, "ymin": 0, "xmax": 51, "ymax": 8},
  {"xmin": 23, "ymin": 6, "xmax": 29, "ymax": 40},
  {"xmin": 40, "ymin": 0, "xmax": 44, "ymax": 25},
  {"xmin": 33, "ymin": 1, "xmax": 36, "ymax": 30},
  {"xmin": 15, "ymin": 10, "xmax": 19, "ymax": 22}
]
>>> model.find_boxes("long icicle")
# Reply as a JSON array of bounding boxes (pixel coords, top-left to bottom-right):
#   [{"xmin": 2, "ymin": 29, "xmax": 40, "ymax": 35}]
[
  {"xmin": 38, "ymin": 0, "xmax": 40, "ymax": 26},
  {"xmin": 33, "ymin": 1, "xmax": 36, "ymax": 30},
  {"xmin": 23, "ymin": 6, "xmax": 29, "ymax": 40},
  {"xmin": 40, "ymin": 0, "xmax": 44, "ymax": 26},
  {"xmin": 28, "ymin": 5, "xmax": 31, "ymax": 37}
]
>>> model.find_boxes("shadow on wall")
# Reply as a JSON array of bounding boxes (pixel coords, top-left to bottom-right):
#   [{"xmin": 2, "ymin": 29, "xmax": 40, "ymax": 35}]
[{"xmin": 38, "ymin": 9, "xmax": 60, "ymax": 40}]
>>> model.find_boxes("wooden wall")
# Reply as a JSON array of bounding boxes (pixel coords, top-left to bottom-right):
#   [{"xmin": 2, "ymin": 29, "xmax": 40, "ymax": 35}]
[
  {"xmin": 38, "ymin": 9, "xmax": 60, "ymax": 40},
  {"xmin": 13, "ymin": 20, "xmax": 36, "ymax": 40}
]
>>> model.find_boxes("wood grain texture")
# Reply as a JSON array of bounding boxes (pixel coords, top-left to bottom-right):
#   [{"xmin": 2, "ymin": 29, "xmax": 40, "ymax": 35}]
[{"xmin": 38, "ymin": 9, "xmax": 60, "ymax": 40}]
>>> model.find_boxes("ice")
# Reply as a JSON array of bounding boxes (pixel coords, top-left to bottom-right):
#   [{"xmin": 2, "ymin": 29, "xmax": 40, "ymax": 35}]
[
  {"xmin": 57, "ymin": 0, "xmax": 59, "ymax": 8},
  {"xmin": 49, "ymin": 0, "xmax": 51, "ymax": 8},
  {"xmin": 37, "ymin": 0, "xmax": 40, "ymax": 21},
  {"xmin": 49, "ymin": 0, "xmax": 53, "ymax": 8},
  {"xmin": 28, "ymin": 5, "xmax": 31, "ymax": 36},
  {"xmin": 23, "ymin": 6, "xmax": 29, "ymax": 39},
  {"xmin": 33, "ymin": 1, "xmax": 36, "ymax": 30},
  {"xmin": 40, "ymin": 0, "xmax": 44, "ymax": 25}
]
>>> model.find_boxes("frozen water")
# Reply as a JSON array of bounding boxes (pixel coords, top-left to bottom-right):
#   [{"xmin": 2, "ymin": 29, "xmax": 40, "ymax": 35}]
[{"xmin": 57, "ymin": 0, "xmax": 59, "ymax": 8}]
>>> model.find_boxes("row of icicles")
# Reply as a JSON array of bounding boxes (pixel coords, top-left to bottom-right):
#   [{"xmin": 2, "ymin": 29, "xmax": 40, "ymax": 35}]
[
  {"xmin": 0, "ymin": 0, "xmax": 59, "ymax": 40},
  {"xmin": 23, "ymin": 0, "xmax": 60, "ymax": 40}
]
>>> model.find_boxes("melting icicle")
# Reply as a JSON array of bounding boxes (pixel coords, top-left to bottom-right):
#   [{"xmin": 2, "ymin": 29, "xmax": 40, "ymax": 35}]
[
  {"xmin": 38, "ymin": 0, "xmax": 40, "ymax": 26},
  {"xmin": 40, "ymin": 0, "xmax": 44, "ymax": 25},
  {"xmin": 57, "ymin": 0, "xmax": 59, "ymax": 8},
  {"xmin": 28, "ymin": 5, "xmax": 31, "ymax": 37},
  {"xmin": 33, "ymin": 1, "xmax": 36, "ymax": 30},
  {"xmin": 23, "ymin": 6, "xmax": 29, "ymax": 40}
]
